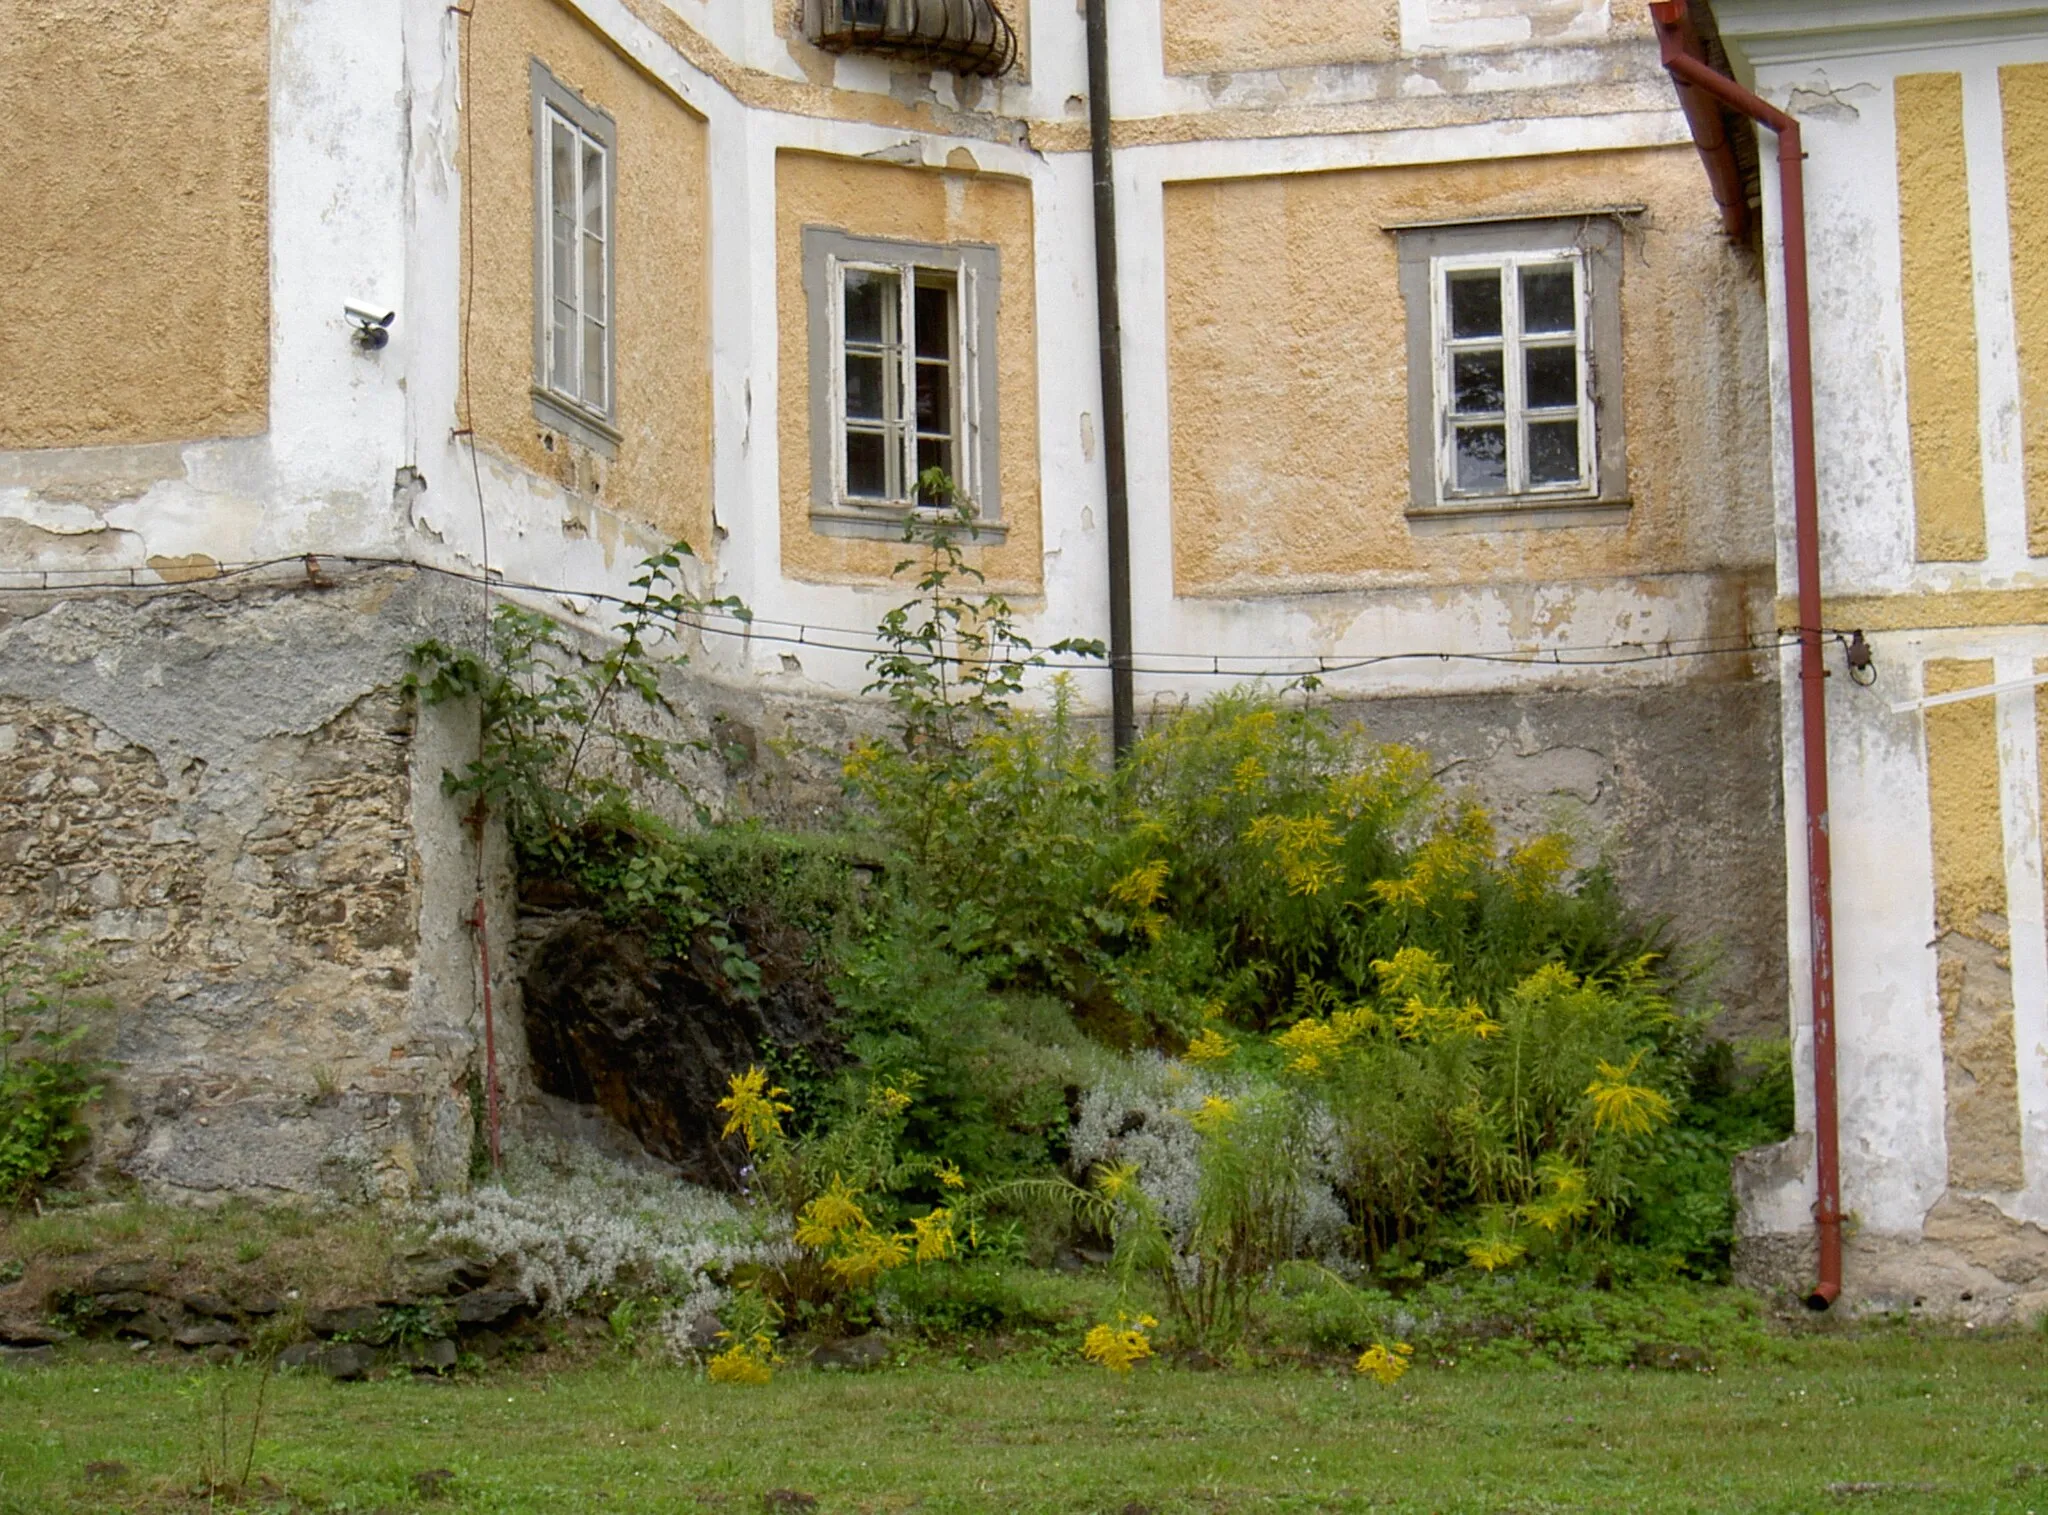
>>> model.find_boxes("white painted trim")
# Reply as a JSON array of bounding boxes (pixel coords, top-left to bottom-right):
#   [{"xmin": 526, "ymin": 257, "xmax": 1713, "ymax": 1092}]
[
  {"xmin": 1891, "ymin": 667, "xmax": 2048, "ymax": 714},
  {"xmin": 1963, "ymin": 60, "xmax": 2030, "ymax": 575}
]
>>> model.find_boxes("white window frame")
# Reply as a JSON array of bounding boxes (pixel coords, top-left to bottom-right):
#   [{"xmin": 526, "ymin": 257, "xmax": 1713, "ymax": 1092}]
[
  {"xmin": 1430, "ymin": 248, "xmax": 1595, "ymax": 502},
  {"xmin": 529, "ymin": 61, "xmax": 619, "ymax": 455},
  {"xmin": 826, "ymin": 255, "xmax": 981, "ymax": 507},
  {"xmin": 802, "ymin": 228, "xmax": 1005, "ymax": 540}
]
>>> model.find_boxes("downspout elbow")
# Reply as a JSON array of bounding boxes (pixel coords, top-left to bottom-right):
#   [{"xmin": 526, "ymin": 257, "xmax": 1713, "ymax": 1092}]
[{"xmin": 1651, "ymin": 0, "xmax": 1752, "ymax": 242}]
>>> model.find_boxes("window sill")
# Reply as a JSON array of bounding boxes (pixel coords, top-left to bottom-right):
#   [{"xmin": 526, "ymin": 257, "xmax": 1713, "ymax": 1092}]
[
  {"xmin": 1406, "ymin": 496, "xmax": 1631, "ymax": 535},
  {"xmin": 809, "ymin": 503, "xmax": 1009, "ymax": 544},
  {"xmin": 531, "ymin": 388, "xmax": 621, "ymax": 459}
]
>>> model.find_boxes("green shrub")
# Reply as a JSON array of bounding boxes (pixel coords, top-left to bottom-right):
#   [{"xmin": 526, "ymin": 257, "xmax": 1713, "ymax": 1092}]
[
  {"xmin": 833, "ymin": 914, "xmax": 1110, "ymax": 1186},
  {"xmin": 0, "ymin": 932, "xmax": 105, "ymax": 1207}
]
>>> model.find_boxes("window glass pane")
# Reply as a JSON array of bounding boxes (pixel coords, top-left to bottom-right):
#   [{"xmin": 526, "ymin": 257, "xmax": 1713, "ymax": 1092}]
[
  {"xmin": 1453, "ymin": 425, "xmax": 1508, "ymax": 493},
  {"xmin": 1520, "ymin": 264, "xmax": 1576, "ymax": 335},
  {"xmin": 844, "ymin": 269, "xmax": 896, "ymax": 346},
  {"xmin": 550, "ymin": 227, "xmax": 574, "ymax": 387},
  {"xmin": 581, "ymin": 141, "xmax": 604, "ymax": 234},
  {"xmin": 917, "ymin": 436, "xmax": 954, "ymax": 487},
  {"xmin": 551, "ymin": 299, "xmax": 575, "ymax": 394},
  {"xmin": 846, "ymin": 429, "xmax": 889, "ymax": 497},
  {"xmin": 916, "ymin": 360, "xmax": 951, "ymax": 432},
  {"xmin": 1524, "ymin": 345, "xmax": 1578, "ymax": 411},
  {"xmin": 1528, "ymin": 419, "xmax": 1582, "ymax": 485},
  {"xmin": 1447, "ymin": 269, "xmax": 1503, "ymax": 340},
  {"xmin": 845, "ymin": 354, "xmax": 888, "ymax": 421},
  {"xmin": 551, "ymin": 121, "xmax": 575, "ymax": 229},
  {"xmin": 1452, "ymin": 349, "xmax": 1505, "ymax": 415},
  {"xmin": 582, "ymin": 316, "xmax": 605, "ymax": 407},
  {"xmin": 914, "ymin": 279, "xmax": 953, "ymax": 359},
  {"xmin": 582, "ymin": 233, "xmax": 605, "ymax": 334}
]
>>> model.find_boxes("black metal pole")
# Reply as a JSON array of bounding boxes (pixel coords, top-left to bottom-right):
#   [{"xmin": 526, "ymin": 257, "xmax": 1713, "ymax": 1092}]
[{"xmin": 1085, "ymin": 0, "xmax": 1136, "ymax": 758}]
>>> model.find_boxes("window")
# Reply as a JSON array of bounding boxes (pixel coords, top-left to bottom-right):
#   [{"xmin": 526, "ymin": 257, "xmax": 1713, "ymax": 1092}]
[
  {"xmin": 530, "ymin": 61, "xmax": 618, "ymax": 454},
  {"xmin": 802, "ymin": 228, "xmax": 1004, "ymax": 539},
  {"xmin": 1395, "ymin": 215, "xmax": 1627, "ymax": 520}
]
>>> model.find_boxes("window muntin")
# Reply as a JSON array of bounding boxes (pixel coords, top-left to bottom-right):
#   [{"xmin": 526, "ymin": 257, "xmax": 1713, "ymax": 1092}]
[
  {"xmin": 529, "ymin": 62, "xmax": 617, "ymax": 452},
  {"xmin": 1432, "ymin": 250, "xmax": 1592, "ymax": 502}
]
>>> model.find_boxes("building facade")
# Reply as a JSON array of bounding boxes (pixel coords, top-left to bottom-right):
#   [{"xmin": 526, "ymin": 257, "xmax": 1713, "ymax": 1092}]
[
  {"xmin": 1700, "ymin": 0, "xmax": 2048, "ymax": 1317},
  {"xmin": 0, "ymin": 1, "xmax": 1804, "ymax": 1245}
]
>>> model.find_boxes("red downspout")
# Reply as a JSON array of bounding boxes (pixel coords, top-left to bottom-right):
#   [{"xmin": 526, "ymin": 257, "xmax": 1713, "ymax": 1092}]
[{"xmin": 1650, "ymin": 1, "xmax": 1841, "ymax": 1309}]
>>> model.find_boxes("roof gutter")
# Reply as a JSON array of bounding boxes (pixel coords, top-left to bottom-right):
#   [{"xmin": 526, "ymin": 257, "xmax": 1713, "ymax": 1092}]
[{"xmin": 1650, "ymin": 0, "xmax": 1842, "ymax": 1309}]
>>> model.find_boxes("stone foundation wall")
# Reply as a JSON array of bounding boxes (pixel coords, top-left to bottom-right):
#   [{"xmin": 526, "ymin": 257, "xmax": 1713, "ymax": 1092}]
[{"xmin": 0, "ymin": 572, "xmax": 492, "ymax": 1202}]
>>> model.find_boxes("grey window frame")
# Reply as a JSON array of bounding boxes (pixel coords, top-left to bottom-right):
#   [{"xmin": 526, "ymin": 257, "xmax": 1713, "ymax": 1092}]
[
  {"xmin": 1395, "ymin": 214, "xmax": 1628, "ymax": 528},
  {"xmin": 530, "ymin": 59, "xmax": 621, "ymax": 457},
  {"xmin": 802, "ymin": 226, "xmax": 1005, "ymax": 541}
]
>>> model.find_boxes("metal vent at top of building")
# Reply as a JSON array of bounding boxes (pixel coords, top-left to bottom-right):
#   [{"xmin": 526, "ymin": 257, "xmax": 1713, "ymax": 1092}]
[{"xmin": 808, "ymin": 0, "xmax": 1020, "ymax": 77}]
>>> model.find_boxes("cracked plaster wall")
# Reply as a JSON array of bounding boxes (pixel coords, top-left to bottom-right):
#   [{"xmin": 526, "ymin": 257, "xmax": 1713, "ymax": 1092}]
[{"xmin": 0, "ymin": 574, "xmax": 496, "ymax": 1203}]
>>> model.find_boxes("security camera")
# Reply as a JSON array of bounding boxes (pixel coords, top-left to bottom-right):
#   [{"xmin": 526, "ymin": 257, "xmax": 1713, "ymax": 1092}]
[{"xmin": 344, "ymin": 301, "xmax": 396, "ymax": 350}]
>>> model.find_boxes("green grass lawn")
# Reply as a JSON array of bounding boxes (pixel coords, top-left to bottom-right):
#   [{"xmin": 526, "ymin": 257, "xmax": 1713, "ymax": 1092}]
[{"xmin": 5, "ymin": 1336, "xmax": 2048, "ymax": 1513}]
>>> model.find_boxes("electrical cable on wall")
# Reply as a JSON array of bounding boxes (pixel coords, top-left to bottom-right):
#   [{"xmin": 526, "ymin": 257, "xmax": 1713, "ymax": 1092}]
[
  {"xmin": 0, "ymin": 550, "xmax": 1838, "ymax": 680},
  {"xmin": 448, "ymin": 0, "xmax": 500, "ymax": 1173}
]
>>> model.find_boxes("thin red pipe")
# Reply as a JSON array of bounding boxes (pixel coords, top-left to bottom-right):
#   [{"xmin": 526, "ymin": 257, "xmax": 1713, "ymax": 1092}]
[
  {"xmin": 1651, "ymin": 1, "xmax": 1841, "ymax": 1308},
  {"xmin": 472, "ymin": 896, "xmax": 501, "ymax": 1172}
]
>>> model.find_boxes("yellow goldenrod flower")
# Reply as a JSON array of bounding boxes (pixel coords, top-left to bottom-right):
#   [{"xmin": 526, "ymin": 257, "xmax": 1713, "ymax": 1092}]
[
  {"xmin": 1585, "ymin": 1050, "xmax": 1676, "ymax": 1137},
  {"xmin": 1508, "ymin": 833, "xmax": 1575, "ymax": 900},
  {"xmin": 706, "ymin": 1332, "xmax": 778, "ymax": 1385},
  {"xmin": 909, "ymin": 1207, "xmax": 958, "ymax": 1264},
  {"xmin": 794, "ymin": 1175, "xmax": 869, "ymax": 1249},
  {"xmin": 1184, "ymin": 1027, "xmax": 1232, "ymax": 1064},
  {"xmin": 1109, "ymin": 859, "xmax": 1170, "ymax": 911},
  {"xmin": 1465, "ymin": 1236, "xmax": 1527, "ymax": 1273},
  {"xmin": 934, "ymin": 1159, "xmax": 966, "ymax": 1190},
  {"xmin": 1187, "ymin": 1095, "xmax": 1237, "ymax": 1134},
  {"xmin": 1354, "ymin": 1342, "xmax": 1414, "ymax": 1385},
  {"xmin": 874, "ymin": 1084, "xmax": 913, "ymax": 1116},
  {"xmin": 1230, "ymin": 755, "xmax": 1267, "ymax": 794},
  {"xmin": 823, "ymin": 1226, "xmax": 912, "ymax": 1287},
  {"xmin": 716, "ymin": 1067, "xmax": 793, "ymax": 1153},
  {"xmin": 1520, "ymin": 1156, "xmax": 1596, "ymax": 1235},
  {"xmin": 1094, "ymin": 1161, "xmax": 1140, "ymax": 1201},
  {"xmin": 1274, "ymin": 1016, "xmax": 1349, "ymax": 1075},
  {"xmin": 1246, "ymin": 812, "xmax": 1346, "ymax": 897},
  {"xmin": 1082, "ymin": 1312, "xmax": 1157, "ymax": 1374},
  {"xmin": 1371, "ymin": 947, "xmax": 1449, "ymax": 1002}
]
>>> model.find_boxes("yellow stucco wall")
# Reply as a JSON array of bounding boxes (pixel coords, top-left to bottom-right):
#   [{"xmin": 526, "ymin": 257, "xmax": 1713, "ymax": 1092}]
[
  {"xmin": 775, "ymin": 151, "xmax": 1043, "ymax": 590},
  {"xmin": 1, "ymin": 0, "xmax": 268, "ymax": 450},
  {"xmin": 1162, "ymin": 148, "xmax": 1770, "ymax": 597},
  {"xmin": 1896, "ymin": 71, "xmax": 1987, "ymax": 564},
  {"xmin": 2002, "ymin": 64, "xmax": 2048, "ymax": 557},
  {"xmin": 1162, "ymin": 0, "xmax": 1399, "ymax": 76},
  {"xmin": 464, "ymin": 0, "xmax": 712, "ymax": 551},
  {"xmin": 1924, "ymin": 658, "xmax": 2025, "ymax": 1191}
]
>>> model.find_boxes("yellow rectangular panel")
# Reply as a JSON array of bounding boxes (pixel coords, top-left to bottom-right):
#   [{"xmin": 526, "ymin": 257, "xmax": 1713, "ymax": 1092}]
[
  {"xmin": 1, "ymin": 2, "xmax": 268, "ymax": 448},
  {"xmin": 1897, "ymin": 73, "xmax": 1987, "ymax": 562},
  {"xmin": 2003, "ymin": 65, "xmax": 2048, "ymax": 555},
  {"xmin": 1925, "ymin": 658, "xmax": 2024, "ymax": 1190}
]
